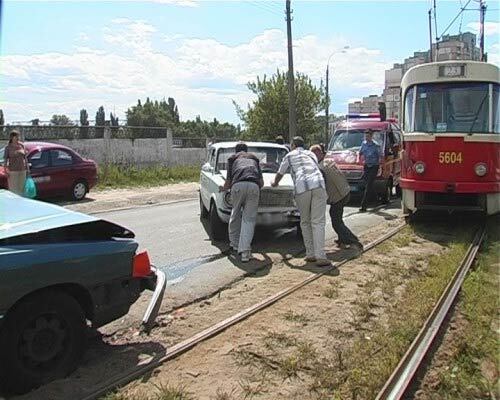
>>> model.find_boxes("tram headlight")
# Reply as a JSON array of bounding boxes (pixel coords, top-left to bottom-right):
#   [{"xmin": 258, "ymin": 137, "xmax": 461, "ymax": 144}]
[
  {"xmin": 474, "ymin": 163, "xmax": 487, "ymax": 177},
  {"xmin": 414, "ymin": 162, "xmax": 426, "ymax": 174}
]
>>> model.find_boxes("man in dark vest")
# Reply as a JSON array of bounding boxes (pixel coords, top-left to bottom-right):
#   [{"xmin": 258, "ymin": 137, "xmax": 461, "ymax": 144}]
[{"xmin": 220, "ymin": 142, "xmax": 264, "ymax": 262}]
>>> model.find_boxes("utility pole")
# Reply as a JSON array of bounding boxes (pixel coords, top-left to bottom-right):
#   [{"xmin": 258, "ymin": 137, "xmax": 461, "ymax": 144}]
[
  {"xmin": 479, "ymin": 0, "xmax": 486, "ymax": 61},
  {"xmin": 433, "ymin": 0, "xmax": 439, "ymax": 60},
  {"xmin": 325, "ymin": 65, "xmax": 329, "ymax": 145},
  {"xmin": 428, "ymin": 9, "xmax": 434, "ymax": 62},
  {"xmin": 285, "ymin": 0, "xmax": 297, "ymax": 143}
]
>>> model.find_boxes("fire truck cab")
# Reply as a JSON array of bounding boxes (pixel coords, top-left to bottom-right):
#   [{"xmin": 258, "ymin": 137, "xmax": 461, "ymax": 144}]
[{"xmin": 325, "ymin": 114, "xmax": 402, "ymax": 202}]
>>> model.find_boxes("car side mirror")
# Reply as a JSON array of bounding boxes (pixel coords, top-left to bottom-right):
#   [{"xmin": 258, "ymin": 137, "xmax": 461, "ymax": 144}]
[{"xmin": 202, "ymin": 163, "xmax": 213, "ymax": 173}]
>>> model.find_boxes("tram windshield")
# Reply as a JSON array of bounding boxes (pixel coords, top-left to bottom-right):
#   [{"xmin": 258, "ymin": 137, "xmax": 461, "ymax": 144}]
[{"xmin": 404, "ymin": 82, "xmax": 500, "ymax": 134}]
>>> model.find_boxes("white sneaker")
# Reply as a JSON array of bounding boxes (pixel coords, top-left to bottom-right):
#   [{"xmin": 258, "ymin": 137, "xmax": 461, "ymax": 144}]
[{"xmin": 241, "ymin": 251, "xmax": 251, "ymax": 262}]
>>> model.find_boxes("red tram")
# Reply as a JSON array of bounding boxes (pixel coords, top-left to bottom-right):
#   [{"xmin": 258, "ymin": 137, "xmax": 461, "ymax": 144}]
[{"xmin": 400, "ymin": 61, "xmax": 499, "ymax": 216}]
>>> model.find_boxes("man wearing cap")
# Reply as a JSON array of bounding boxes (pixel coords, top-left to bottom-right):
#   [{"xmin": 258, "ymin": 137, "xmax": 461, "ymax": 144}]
[
  {"xmin": 359, "ymin": 129, "xmax": 381, "ymax": 212},
  {"xmin": 271, "ymin": 136, "xmax": 330, "ymax": 267}
]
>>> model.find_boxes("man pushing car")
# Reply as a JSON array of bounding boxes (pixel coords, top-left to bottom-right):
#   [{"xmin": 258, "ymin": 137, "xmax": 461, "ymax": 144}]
[{"xmin": 220, "ymin": 142, "xmax": 264, "ymax": 262}]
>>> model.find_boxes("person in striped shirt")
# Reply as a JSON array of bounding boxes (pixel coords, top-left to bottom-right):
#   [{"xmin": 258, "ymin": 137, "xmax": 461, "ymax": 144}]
[{"xmin": 271, "ymin": 136, "xmax": 331, "ymax": 267}]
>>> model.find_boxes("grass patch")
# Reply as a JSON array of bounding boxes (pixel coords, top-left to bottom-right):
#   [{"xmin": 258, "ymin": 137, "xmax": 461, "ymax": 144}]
[
  {"xmin": 97, "ymin": 164, "xmax": 199, "ymax": 190},
  {"xmin": 102, "ymin": 384, "xmax": 194, "ymax": 400},
  {"xmin": 283, "ymin": 310, "xmax": 309, "ymax": 324},
  {"xmin": 430, "ymin": 220, "xmax": 500, "ymax": 399},
  {"xmin": 323, "ymin": 283, "xmax": 340, "ymax": 299},
  {"xmin": 310, "ymin": 227, "xmax": 473, "ymax": 399}
]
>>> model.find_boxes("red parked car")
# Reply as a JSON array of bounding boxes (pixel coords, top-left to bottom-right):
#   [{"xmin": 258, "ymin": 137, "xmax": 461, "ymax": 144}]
[{"xmin": 0, "ymin": 142, "xmax": 97, "ymax": 200}]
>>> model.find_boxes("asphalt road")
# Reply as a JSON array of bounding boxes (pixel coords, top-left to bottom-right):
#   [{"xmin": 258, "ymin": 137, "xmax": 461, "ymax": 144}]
[{"xmin": 99, "ymin": 198, "xmax": 403, "ymax": 312}]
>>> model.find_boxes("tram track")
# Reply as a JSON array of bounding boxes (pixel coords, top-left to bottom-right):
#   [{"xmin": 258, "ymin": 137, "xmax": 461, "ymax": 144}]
[
  {"xmin": 375, "ymin": 225, "xmax": 486, "ymax": 400},
  {"xmin": 80, "ymin": 222, "xmax": 407, "ymax": 400}
]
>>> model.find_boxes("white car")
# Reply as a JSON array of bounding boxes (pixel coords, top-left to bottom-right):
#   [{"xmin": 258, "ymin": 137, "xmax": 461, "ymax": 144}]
[{"xmin": 199, "ymin": 141, "xmax": 300, "ymax": 240}]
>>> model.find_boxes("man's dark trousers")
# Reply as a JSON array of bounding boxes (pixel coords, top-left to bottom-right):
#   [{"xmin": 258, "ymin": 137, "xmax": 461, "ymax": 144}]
[
  {"xmin": 329, "ymin": 194, "xmax": 360, "ymax": 245},
  {"xmin": 360, "ymin": 165, "xmax": 379, "ymax": 210}
]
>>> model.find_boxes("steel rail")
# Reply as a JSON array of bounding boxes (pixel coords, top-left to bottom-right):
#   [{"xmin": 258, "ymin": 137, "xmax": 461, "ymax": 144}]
[
  {"xmin": 81, "ymin": 223, "xmax": 406, "ymax": 400},
  {"xmin": 375, "ymin": 225, "xmax": 486, "ymax": 400}
]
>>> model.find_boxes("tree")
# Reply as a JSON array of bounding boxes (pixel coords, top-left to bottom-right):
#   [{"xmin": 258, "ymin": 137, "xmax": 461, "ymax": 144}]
[
  {"xmin": 79, "ymin": 109, "xmax": 89, "ymax": 138},
  {"xmin": 80, "ymin": 109, "xmax": 89, "ymax": 126},
  {"xmin": 110, "ymin": 112, "xmax": 119, "ymax": 127},
  {"xmin": 235, "ymin": 70, "xmax": 325, "ymax": 142},
  {"xmin": 50, "ymin": 114, "xmax": 74, "ymax": 126},
  {"xmin": 0, "ymin": 109, "xmax": 4, "ymax": 126},
  {"xmin": 31, "ymin": 119, "xmax": 40, "ymax": 126},
  {"xmin": 95, "ymin": 106, "xmax": 105, "ymax": 138},
  {"xmin": 126, "ymin": 97, "xmax": 180, "ymax": 138}
]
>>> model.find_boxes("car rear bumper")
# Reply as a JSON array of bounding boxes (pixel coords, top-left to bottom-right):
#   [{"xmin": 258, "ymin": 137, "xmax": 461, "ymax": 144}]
[{"xmin": 141, "ymin": 267, "xmax": 166, "ymax": 333}]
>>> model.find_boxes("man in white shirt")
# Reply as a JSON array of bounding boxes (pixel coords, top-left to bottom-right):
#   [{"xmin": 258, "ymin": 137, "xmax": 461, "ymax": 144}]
[{"xmin": 271, "ymin": 136, "xmax": 330, "ymax": 267}]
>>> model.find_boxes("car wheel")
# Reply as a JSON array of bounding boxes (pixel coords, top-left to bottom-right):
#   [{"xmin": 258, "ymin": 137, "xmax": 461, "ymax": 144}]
[
  {"xmin": 380, "ymin": 179, "xmax": 393, "ymax": 204},
  {"xmin": 0, "ymin": 291, "xmax": 87, "ymax": 394},
  {"xmin": 209, "ymin": 202, "xmax": 227, "ymax": 241},
  {"xmin": 200, "ymin": 193, "xmax": 209, "ymax": 219},
  {"xmin": 71, "ymin": 180, "xmax": 88, "ymax": 201}
]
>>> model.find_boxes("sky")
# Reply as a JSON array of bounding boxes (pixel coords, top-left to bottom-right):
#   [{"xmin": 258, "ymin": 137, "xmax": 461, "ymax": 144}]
[{"xmin": 0, "ymin": 0, "xmax": 499, "ymax": 125}]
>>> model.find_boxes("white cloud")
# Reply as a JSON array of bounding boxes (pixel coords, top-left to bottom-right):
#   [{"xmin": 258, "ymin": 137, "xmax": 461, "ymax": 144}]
[
  {"xmin": 10, "ymin": 0, "xmax": 198, "ymax": 5},
  {"xmin": 1, "ymin": 21, "xmax": 389, "ymax": 123},
  {"xmin": 466, "ymin": 22, "xmax": 500, "ymax": 37}
]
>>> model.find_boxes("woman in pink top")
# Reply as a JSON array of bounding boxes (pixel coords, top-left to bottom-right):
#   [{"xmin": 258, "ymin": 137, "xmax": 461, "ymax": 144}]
[{"xmin": 4, "ymin": 130, "xmax": 29, "ymax": 195}]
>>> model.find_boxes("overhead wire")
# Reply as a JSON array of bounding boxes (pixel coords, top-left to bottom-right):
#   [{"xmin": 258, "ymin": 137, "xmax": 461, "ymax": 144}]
[
  {"xmin": 244, "ymin": 0, "xmax": 283, "ymax": 16},
  {"xmin": 438, "ymin": 0, "xmax": 473, "ymax": 39}
]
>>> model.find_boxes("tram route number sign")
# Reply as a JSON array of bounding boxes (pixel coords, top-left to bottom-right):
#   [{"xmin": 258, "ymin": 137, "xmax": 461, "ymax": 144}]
[{"xmin": 438, "ymin": 152, "xmax": 463, "ymax": 164}]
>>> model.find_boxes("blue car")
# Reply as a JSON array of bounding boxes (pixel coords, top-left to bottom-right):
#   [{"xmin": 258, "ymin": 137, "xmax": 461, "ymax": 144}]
[{"xmin": 0, "ymin": 190, "xmax": 166, "ymax": 394}]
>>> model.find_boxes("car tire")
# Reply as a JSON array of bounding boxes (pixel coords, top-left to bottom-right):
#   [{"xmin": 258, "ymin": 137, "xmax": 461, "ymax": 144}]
[
  {"xmin": 200, "ymin": 193, "xmax": 209, "ymax": 219},
  {"xmin": 0, "ymin": 291, "xmax": 87, "ymax": 394},
  {"xmin": 71, "ymin": 180, "xmax": 88, "ymax": 201},
  {"xmin": 209, "ymin": 202, "xmax": 227, "ymax": 241},
  {"xmin": 380, "ymin": 179, "xmax": 393, "ymax": 204}
]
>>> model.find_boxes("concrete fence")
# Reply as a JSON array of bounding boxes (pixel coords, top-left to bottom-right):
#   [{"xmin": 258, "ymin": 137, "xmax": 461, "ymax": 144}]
[{"xmin": 1, "ymin": 129, "xmax": 208, "ymax": 168}]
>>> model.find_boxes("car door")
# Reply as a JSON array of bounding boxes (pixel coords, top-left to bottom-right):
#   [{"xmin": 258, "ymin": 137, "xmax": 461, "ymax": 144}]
[
  {"xmin": 47, "ymin": 149, "xmax": 75, "ymax": 196},
  {"xmin": 28, "ymin": 150, "xmax": 52, "ymax": 196},
  {"xmin": 391, "ymin": 124, "xmax": 403, "ymax": 185},
  {"xmin": 200, "ymin": 148, "xmax": 216, "ymax": 208}
]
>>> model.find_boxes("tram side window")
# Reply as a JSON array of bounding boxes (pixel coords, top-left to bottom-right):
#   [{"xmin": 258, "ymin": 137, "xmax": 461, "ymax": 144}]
[
  {"xmin": 494, "ymin": 84, "xmax": 500, "ymax": 134},
  {"xmin": 414, "ymin": 83, "xmax": 490, "ymax": 134},
  {"xmin": 403, "ymin": 87, "xmax": 414, "ymax": 132}
]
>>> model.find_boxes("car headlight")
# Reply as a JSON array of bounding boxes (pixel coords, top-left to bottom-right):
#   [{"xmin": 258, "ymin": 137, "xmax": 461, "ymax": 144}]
[
  {"xmin": 474, "ymin": 163, "xmax": 487, "ymax": 177},
  {"xmin": 223, "ymin": 191, "xmax": 232, "ymax": 207},
  {"xmin": 414, "ymin": 162, "xmax": 425, "ymax": 174}
]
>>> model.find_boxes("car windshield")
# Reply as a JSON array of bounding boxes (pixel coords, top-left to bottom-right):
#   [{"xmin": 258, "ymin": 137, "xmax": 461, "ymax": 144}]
[
  {"xmin": 404, "ymin": 82, "xmax": 500, "ymax": 134},
  {"xmin": 216, "ymin": 147, "xmax": 288, "ymax": 173},
  {"xmin": 329, "ymin": 130, "xmax": 384, "ymax": 151}
]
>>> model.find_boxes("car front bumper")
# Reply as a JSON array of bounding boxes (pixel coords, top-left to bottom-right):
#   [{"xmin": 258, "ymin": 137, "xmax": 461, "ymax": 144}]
[{"xmin": 219, "ymin": 208, "xmax": 300, "ymax": 227}]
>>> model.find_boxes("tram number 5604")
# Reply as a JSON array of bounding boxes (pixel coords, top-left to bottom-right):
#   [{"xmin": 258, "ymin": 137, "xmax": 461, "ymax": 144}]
[{"xmin": 438, "ymin": 152, "xmax": 463, "ymax": 164}]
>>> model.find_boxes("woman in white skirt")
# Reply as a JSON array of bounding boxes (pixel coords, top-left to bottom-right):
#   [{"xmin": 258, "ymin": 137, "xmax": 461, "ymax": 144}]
[{"xmin": 4, "ymin": 130, "xmax": 29, "ymax": 196}]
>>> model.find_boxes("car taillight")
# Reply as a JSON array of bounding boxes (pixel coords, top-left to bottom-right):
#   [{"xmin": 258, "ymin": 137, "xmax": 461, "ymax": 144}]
[{"xmin": 133, "ymin": 251, "xmax": 152, "ymax": 277}]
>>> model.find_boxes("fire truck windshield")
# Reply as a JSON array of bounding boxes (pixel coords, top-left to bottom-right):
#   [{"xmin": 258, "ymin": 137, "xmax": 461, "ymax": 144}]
[
  {"xmin": 404, "ymin": 82, "xmax": 500, "ymax": 134},
  {"xmin": 329, "ymin": 130, "xmax": 384, "ymax": 151}
]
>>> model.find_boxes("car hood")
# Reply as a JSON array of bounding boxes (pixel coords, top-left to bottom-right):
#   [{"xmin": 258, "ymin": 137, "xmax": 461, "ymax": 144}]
[
  {"xmin": 0, "ymin": 190, "xmax": 133, "ymax": 242},
  {"xmin": 219, "ymin": 172, "xmax": 294, "ymax": 189}
]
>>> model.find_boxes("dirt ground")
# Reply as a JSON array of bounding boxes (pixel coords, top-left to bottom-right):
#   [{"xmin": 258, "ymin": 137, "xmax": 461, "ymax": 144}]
[
  {"xmin": 13, "ymin": 217, "xmax": 460, "ymax": 400},
  {"xmin": 61, "ymin": 182, "xmax": 199, "ymax": 214},
  {"xmin": 11, "ymin": 220, "xmax": 401, "ymax": 400}
]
